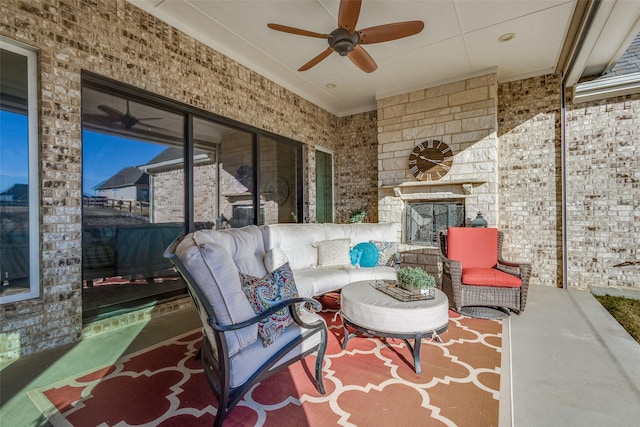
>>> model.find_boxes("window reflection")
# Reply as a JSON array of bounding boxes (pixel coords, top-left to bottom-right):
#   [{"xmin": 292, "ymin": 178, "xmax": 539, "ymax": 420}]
[
  {"xmin": 82, "ymin": 87, "xmax": 186, "ymax": 321},
  {"xmin": 260, "ymin": 137, "xmax": 298, "ymax": 224},
  {"xmin": 1, "ymin": 43, "xmax": 37, "ymax": 302},
  {"xmin": 218, "ymin": 131, "xmax": 256, "ymax": 228}
]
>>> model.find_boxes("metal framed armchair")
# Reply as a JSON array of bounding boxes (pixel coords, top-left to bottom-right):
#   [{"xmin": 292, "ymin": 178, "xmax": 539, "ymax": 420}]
[
  {"xmin": 164, "ymin": 227, "xmax": 327, "ymax": 427},
  {"xmin": 438, "ymin": 227, "xmax": 531, "ymax": 314}
]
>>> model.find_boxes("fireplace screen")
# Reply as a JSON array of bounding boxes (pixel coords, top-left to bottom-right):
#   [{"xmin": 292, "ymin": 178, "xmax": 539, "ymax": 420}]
[{"xmin": 406, "ymin": 202, "xmax": 464, "ymax": 245}]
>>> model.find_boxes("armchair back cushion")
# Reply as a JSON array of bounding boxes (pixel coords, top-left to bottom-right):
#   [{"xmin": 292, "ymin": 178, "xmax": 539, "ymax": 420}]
[
  {"xmin": 447, "ymin": 227, "xmax": 499, "ymax": 269},
  {"xmin": 175, "ymin": 230, "xmax": 260, "ymax": 357},
  {"xmin": 190, "ymin": 226, "xmax": 267, "ymax": 278}
]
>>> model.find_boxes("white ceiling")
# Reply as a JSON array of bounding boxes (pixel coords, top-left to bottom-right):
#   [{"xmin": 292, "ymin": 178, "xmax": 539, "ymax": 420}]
[{"xmin": 129, "ymin": 0, "xmax": 640, "ymax": 117}]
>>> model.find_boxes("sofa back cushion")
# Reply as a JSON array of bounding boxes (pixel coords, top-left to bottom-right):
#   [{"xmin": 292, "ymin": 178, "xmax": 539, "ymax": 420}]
[
  {"xmin": 191, "ymin": 226, "xmax": 267, "ymax": 277},
  {"xmin": 447, "ymin": 227, "xmax": 499, "ymax": 269},
  {"xmin": 323, "ymin": 222, "xmax": 399, "ymax": 245},
  {"xmin": 261, "ymin": 223, "xmax": 400, "ymax": 271},
  {"xmin": 261, "ymin": 223, "xmax": 327, "ymax": 270},
  {"xmin": 174, "ymin": 234, "xmax": 258, "ymax": 356}
]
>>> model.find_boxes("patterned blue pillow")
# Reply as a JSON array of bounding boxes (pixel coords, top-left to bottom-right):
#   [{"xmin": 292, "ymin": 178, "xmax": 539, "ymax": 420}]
[
  {"xmin": 370, "ymin": 240, "xmax": 399, "ymax": 267},
  {"xmin": 240, "ymin": 262, "xmax": 299, "ymax": 346},
  {"xmin": 351, "ymin": 242, "xmax": 379, "ymax": 267}
]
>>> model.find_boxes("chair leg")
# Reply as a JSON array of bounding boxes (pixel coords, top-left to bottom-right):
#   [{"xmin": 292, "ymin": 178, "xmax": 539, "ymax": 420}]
[{"xmin": 314, "ymin": 329, "xmax": 327, "ymax": 395}]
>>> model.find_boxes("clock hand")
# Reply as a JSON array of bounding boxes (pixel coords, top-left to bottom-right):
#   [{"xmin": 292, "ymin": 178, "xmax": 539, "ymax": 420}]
[{"xmin": 419, "ymin": 155, "xmax": 442, "ymax": 164}]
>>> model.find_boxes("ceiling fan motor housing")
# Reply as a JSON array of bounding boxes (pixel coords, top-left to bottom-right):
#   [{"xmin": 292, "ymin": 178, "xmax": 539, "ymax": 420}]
[{"xmin": 329, "ymin": 28, "xmax": 359, "ymax": 56}]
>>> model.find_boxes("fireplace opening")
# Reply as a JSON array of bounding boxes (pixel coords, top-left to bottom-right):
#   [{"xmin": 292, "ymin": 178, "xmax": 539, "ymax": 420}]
[{"xmin": 406, "ymin": 201, "xmax": 465, "ymax": 245}]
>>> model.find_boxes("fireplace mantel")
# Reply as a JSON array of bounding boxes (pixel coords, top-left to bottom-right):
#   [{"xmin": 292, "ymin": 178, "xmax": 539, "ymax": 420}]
[{"xmin": 380, "ymin": 179, "xmax": 486, "ymax": 198}]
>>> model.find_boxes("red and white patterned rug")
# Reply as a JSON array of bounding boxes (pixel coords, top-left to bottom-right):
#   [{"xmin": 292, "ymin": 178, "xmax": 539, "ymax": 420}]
[{"xmin": 29, "ymin": 295, "xmax": 503, "ymax": 426}]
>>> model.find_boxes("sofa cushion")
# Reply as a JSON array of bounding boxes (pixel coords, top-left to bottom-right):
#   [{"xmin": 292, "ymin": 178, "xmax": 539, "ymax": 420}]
[
  {"xmin": 370, "ymin": 240, "xmax": 399, "ymax": 267},
  {"xmin": 343, "ymin": 265, "xmax": 397, "ymax": 283},
  {"xmin": 192, "ymin": 226, "xmax": 267, "ymax": 277},
  {"xmin": 314, "ymin": 238, "xmax": 352, "ymax": 269},
  {"xmin": 264, "ymin": 247, "xmax": 290, "ymax": 273},
  {"xmin": 323, "ymin": 222, "xmax": 398, "ymax": 244},
  {"xmin": 260, "ymin": 223, "xmax": 327, "ymax": 270},
  {"xmin": 350, "ymin": 242, "xmax": 379, "ymax": 267},
  {"xmin": 462, "ymin": 267, "xmax": 522, "ymax": 288},
  {"xmin": 447, "ymin": 227, "xmax": 498, "ymax": 269},
  {"xmin": 293, "ymin": 268, "xmax": 352, "ymax": 297},
  {"xmin": 175, "ymin": 236, "xmax": 257, "ymax": 356},
  {"xmin": 240, "ymin": 263, "xmax": 299, "ymax": 346}
]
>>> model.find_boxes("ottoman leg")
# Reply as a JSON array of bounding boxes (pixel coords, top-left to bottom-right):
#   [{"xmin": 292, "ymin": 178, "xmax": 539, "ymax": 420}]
[{"xmin": 404, "ymin": 334, "xmax": 423, "ymax": 374}]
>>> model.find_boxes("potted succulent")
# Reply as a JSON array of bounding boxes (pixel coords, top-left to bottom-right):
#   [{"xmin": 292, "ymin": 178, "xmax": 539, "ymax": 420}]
[
  {"xmin": 348, "ymin": 207, "xmax": 367, "ymax": 223},
  {"xmin": 396, "ymin": 266, "xmax": 436, "ymax": 295}
]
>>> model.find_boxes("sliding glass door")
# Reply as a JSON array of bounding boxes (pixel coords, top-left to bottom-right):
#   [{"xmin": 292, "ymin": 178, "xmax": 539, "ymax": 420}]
[
  {"xmin": 81, "ymin": 75, "xmax": 302, "ymax": 320},
  {"xmin": 82, "ymin": 86, "xmax": 187, "ymax": 320}
]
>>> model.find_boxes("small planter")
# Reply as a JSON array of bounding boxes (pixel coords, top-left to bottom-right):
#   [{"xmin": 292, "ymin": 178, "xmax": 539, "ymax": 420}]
[
  {"xmin": 348, "ymin": 208, "xmax": 366, "ymax": 223},
  {"xmin": 396, "ymin": 266, "xmax": 436, "ymax": 294}
]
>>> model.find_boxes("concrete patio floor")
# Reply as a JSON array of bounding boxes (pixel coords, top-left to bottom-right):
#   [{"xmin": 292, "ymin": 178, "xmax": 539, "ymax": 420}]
[
  {"xmin": 508, "ymin": 285, "xmax": 640, "ymax": 426},
  {"xmin": 1, "ymin": 285, "xmax": 639, "ymax": 426}
]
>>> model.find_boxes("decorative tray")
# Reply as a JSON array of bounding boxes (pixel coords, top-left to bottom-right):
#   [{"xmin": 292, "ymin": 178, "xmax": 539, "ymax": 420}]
[{"xmin": 370, "ymin": 281, "xmax": 435, "ymax": 302}]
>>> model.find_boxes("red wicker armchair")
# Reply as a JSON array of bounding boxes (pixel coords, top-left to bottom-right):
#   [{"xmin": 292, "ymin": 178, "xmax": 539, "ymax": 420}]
[{"xmin": 438, "ymin": 227, "xmax": 531, "ymax": 314}]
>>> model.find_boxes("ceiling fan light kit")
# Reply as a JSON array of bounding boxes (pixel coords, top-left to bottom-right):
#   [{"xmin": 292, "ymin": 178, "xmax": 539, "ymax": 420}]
[
  {"xmin": 267, "ymin": 0, "xmax": 424, "ymax": 73},
  {"xmin": 330, "ymin": 28, "xmax": 359, "ymax": 56}
]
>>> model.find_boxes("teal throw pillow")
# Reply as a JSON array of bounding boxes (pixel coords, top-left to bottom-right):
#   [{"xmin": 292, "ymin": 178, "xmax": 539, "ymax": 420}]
[{"xmin": 351, "ymin": 242, "xmax": 379, "ymax": 267}]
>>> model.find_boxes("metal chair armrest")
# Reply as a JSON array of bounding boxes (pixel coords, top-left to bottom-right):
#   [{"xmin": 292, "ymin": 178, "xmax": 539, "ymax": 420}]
[{"xmin": 209, "ymin": 297, "xmax": 322, "ymax": 332}]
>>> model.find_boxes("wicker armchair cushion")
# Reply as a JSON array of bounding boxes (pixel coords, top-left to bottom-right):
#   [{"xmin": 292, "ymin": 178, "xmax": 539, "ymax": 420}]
[
  {"xmin": 462, "ymin": 267, "xmax": 522, "ymax": 288},
  {"xmin": 447, "ymin": 227, "xmax": 499, "ymax": 268}
]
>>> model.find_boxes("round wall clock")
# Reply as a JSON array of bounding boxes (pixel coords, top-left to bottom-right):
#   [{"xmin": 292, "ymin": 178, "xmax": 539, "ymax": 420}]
[
  {"xmin": 265, "ymin": 176, "xmax": 289, "ymax": 205},
  {"xmin": 408, "ymin": 139, "xmax": 454, "ymax": 181}
]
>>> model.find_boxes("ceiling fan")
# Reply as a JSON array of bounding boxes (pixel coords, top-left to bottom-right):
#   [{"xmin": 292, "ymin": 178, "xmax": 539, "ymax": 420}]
[
  {"xmin": 267, "ymin": 0, "xmax": 424, "ymax": 73},
  {"xmin": 86, "ymin": 100, "xmax": 164, "ymax": 131}
]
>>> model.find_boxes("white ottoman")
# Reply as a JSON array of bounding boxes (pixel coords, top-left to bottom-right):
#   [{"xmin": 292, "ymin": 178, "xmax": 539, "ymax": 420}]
[{"xmin": 340, "ymin": 280, "xmax": 449, "ymax": 374}]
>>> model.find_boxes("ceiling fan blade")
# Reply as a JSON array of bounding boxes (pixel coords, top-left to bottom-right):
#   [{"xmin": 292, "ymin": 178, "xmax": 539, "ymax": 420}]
[
  {"xmin": 97, "ymin": 105, "xmax": 126, "ymax": 121},
  {"xmin": 348, "ymin": 45, "xmax": 376, "ymax": 73},
  {"xmin": 338, "ymin": 0, "xmax": 362, "ymax": 33},
  {"xmin": 358, "ymin": 21, "xmax": 425, "ymax": 44},
  {"xmin": 298, "ymin": 47, "xmax": 334, "ymax": 71},
  {"xmin": 135, "ymin": 121, "xmax": 167, "ymax": 131},
  {"xmin": 267, "ymin": 23, "xmax": 330, "ymax": 39}
]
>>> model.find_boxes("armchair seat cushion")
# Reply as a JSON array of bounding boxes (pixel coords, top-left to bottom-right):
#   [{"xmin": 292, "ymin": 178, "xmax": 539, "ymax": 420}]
[
  {"xmin": 462, "ymin": 267, "xmax": 522, "ymax": 288},
  {"xmin": 229, "ymin": 311, "xmax": 325, "ymax": 388}
]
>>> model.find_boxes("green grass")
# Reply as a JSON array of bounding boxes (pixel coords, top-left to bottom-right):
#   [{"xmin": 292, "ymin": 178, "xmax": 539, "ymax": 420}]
[{"xmin": 594, "ymin": 295, "xmax": 640, "ymax": 344}]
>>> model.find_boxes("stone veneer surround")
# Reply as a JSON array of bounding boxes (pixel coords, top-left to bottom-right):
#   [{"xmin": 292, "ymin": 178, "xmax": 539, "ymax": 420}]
[{"xmin": 377, "ymin": 74, "xmax": 499, "ymax": 241}]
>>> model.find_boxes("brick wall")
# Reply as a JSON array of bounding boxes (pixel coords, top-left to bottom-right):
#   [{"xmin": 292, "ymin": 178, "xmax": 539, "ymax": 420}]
[
  {"xmin": 497, "ymin": 75, "xmax": 563, "ymax": 287},
  {"xmin": 498, "ymin": 75, "xmax": 639, "ymax": 291},
  {"xmin": 334, "ymin": 111, "xmax": 378, "ymax": 223},
  {"xmin": 565, "ymin": 91, "xmax": 640, "ymax": 289}
]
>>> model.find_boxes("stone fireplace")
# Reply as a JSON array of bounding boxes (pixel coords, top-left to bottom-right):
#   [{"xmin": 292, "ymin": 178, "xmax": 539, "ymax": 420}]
[
  {"xmin": 406, "ymin": 200, "xmax": 465, "ymax": 245},
  {"xmin": 376, "ymin": 73, "xmax": 499, "ymax": 275}
]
